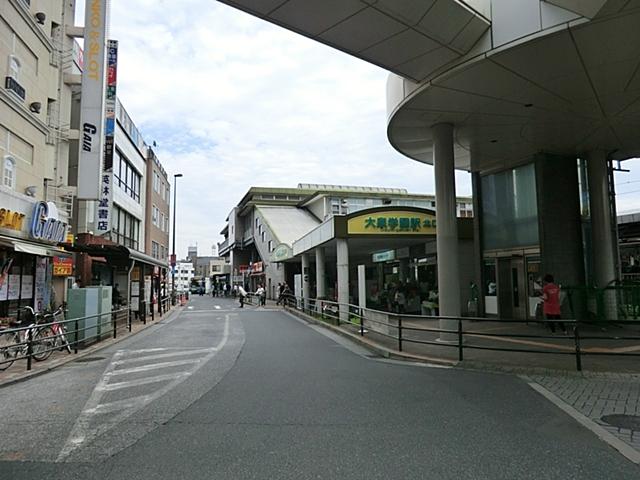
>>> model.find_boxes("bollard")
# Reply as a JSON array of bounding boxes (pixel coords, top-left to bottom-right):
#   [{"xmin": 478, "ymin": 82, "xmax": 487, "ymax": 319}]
[
  {"xmin": 398, "ymin": 316, "xmax": 403, "ymax": 352},
  {"xmin": 574, "ymin": 323, "xmax": 582, "ymax": 372},
  {"xmin": 458, "ymin": 320, "xmax": 464, "ymax": 362},
  {"xmin": 26, "ymin": 328, "xmax": 33, "ymax": 371},
  {"xmin": 74, "ymin": 319, "xmax": 79, "ymax": 354},
  {"xmin": 113, "ymin": 311, "xmax": 117, "ymax": 339}
]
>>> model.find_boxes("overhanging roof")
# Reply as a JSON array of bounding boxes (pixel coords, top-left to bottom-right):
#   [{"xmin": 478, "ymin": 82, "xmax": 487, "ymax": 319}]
[{"xmin": 216, "ymin": 0, "xmax": 491, "ymax": 82}]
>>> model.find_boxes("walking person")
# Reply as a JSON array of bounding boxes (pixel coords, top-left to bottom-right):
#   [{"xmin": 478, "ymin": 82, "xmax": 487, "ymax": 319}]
[
  {"xmin": 255, "ymin": 284, "xmax": 265, "ymax": 306},
  {"xmin": 238, "ymin": 285, "xmax": 247, "ymax": 308},
  {"xmin": 542, "ymin": 274, "xmax": 565, "ymax": 334}
]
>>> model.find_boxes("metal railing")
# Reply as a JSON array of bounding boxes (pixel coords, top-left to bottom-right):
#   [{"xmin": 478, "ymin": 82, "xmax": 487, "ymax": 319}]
[
  {"xmin": 282, "ymin": 295, "xmax": 640, "ymax": 372},
  {"xmin": 0, "ymin": 308, "xmax": 129, "ymax": 372}
]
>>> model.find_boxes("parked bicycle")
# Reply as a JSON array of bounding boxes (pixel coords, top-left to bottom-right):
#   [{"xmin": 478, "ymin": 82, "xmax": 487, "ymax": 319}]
[
  {"xmin": 0, "ymin": 306, "xmax": 52, "ymax": 371},
  {"xmin": 34, "ymin": 305, "xmax": 72, "ymax": 360}
]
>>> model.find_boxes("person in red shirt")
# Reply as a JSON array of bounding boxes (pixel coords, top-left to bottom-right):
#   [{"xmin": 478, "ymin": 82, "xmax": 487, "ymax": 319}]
[{"xmin": 542, "ymin": 274, "xmax": 565, "ymax": 333}]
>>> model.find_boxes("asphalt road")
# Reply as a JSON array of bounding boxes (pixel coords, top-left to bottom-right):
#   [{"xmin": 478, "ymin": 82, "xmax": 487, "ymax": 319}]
[{"xmin": 0, "ymin": 296, "xmax": 637, "ymax": 479}]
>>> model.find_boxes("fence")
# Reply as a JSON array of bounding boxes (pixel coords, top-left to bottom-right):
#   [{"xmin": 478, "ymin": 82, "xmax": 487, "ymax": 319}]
[
  {"xmin": 563, "ymin": 283, "xmax": 640, "ymax": 322},
  {"xmin": 284, "ymin": 295, "xmax": 640, "ymax": 372},
  {"xmin": 0, "ymin": 296, "xmax": 178, "ymax": 373}
]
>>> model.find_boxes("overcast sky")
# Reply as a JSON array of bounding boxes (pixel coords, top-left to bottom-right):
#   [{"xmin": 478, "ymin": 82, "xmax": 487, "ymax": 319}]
[{"xmin": 78, "ymin": 1, "xmax": 640, "ymax": 259}]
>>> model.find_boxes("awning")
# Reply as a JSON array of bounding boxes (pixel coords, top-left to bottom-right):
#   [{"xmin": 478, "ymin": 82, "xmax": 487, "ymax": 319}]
[
  {"xmin": 63, "ymin": 242, "xmax": 168, "ymax": 269},
  {"xmin": 10, "ymin": 239, "xmax": 71, "ymax": 258}
]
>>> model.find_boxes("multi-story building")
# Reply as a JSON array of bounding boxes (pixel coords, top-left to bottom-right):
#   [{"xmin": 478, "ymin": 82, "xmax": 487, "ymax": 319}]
[
  {"xmin": 145, "ymin": 146, "xmax": 170, "ymax": 263},
  {"xmin": 0, "ymin": 0, "xmax": 78, "ymax": 319},
  {"xmin": 218, "ymin": 184, "xmax": 473, "ymax": 301},
  {"xmin": 175, "ymin": 261, "xmax": 193, "ymax": 294}
]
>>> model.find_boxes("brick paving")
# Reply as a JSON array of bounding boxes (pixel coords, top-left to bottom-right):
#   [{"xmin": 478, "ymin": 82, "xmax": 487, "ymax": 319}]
[{"xmin": 524, "ymin": 373, "xmax": 640, "ymax": 453}]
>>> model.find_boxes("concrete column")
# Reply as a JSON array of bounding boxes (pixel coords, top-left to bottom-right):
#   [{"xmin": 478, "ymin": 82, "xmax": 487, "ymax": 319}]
[
  {"xmin": 433, "ymin": 123, "xmax": 461, "ymax": 341},
  {"xmin": 301, "ymin": 253, "xmax": 310, "ymax": 310},
  {"xmin": 587, "ymin": 151, "xmax": 617, "ymax": 320},
  {"xmin": 336, "ymin": 239, "xmax": 349, "ymax": 323},
  {"xmin": 315, "ymin": 247, "xmax": 326, "ymax": 298},
  {"xmin": 587, "ymin": 151, "xmax": 616, "ymax": 287}
]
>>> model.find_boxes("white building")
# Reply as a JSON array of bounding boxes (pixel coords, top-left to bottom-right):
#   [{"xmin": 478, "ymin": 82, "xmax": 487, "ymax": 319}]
[{"xmin": 175, "ymin": 261, "xmax": 194, "ymax": 293}]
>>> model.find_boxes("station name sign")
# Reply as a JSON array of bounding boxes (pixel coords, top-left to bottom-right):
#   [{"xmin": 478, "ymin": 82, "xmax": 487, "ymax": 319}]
[{"xmin": 347, "ymin": 211, "xmax": 437, "ymax": 235}]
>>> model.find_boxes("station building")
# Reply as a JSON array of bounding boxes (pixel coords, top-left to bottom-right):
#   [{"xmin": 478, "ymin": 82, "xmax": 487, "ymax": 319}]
[
  {"xmin": 218, "ymin": 184, "xmax": 473, "ymax": 311},
  {"xmin": 217, "ymin": 0, "xmax": 640, "ymax": 327}
]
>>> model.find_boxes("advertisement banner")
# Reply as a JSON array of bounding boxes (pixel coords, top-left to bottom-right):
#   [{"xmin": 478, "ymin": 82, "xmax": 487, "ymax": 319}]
[
  {"xmin": 77, "ymin": 0, "xmax": 108, "ymax": 200},
  {"xmin": 53, "ymin": 256, "xmax": 73, "ymax": 276},
  {"xmin": 96, "ymin": 40, "xmax": 118, "ymax": 234}
]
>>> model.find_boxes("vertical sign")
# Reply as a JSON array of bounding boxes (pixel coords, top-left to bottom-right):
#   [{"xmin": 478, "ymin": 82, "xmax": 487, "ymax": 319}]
[
  {"xmin": 96, "ymin": 39, "xmax": 117, "ymax": 235},
  {"xmin": 77, "ymin": 0, "xmax": 108, "ymax": 200}
]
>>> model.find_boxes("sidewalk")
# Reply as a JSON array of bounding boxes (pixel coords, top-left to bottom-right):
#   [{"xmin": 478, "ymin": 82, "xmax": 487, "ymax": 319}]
[{"xmin": 0, "ymin": 305, "xmax": 183, "ymax": 388}]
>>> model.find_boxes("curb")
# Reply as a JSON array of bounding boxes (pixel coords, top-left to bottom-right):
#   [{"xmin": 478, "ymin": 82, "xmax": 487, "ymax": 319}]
[
  {"xmin": 284, "ymin": 307, "xmax": 457, "ymax": 368},
  {"xmin": 0, "ymin": 305, "xmax": 184, "ymax": 389},
  {"xmin": 283, "ymin": 307, "xmax": 640, "ymax": 379}
]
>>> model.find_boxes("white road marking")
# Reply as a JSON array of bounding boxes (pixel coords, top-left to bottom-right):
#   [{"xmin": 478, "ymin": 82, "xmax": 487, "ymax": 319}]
[
  {"xmin": 215, "ymin": 305, "xmax": 221, "ymax": 309},
  {"xmin": 57, "ymin": 314, "xmax": 231, "ymax": 462},
  {"xmin": 108, "ymin": 358, "xmax": 202, "ymax": 376},
  {"xmin": 98, "ymin": 372, "xmax": 191, "ymax": 391},
  {"xmin": 112, "ymin": 348, "xmax": 217, "ymax": 365}
]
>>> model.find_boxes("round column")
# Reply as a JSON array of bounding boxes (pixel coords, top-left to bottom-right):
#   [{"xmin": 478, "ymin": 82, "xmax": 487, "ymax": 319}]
[
  {"xmin": 433, "ymin": 123, "xmax": 461, "ymax": 341},
  {"xmin": 336, "ymin": 239, "xmax": 349, "ymax": 323},
  {"xmin": 301, "ymin": 253, "xmax": 310, "ymax": 311}
]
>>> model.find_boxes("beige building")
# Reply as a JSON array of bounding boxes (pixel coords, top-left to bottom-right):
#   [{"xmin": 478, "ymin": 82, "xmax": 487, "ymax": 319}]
[
  {"xmin": 0, "ymin": 0, "xmax": 78, "ymax": 319},
  {"xmin": 145, "ymin": 147, "xmax": 170, "ymax": 262}
]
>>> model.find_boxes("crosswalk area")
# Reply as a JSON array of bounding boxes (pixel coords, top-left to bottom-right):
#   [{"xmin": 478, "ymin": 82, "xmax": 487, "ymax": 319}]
[{"xmin": 57, "ymin": 314, "xmax": 231, "ymax": 462}]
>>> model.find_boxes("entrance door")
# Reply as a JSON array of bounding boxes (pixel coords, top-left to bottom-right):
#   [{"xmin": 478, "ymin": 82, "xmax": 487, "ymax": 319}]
[{"xmin": 497, "ymin": 257, "xmax": 527, "ymax": 320}]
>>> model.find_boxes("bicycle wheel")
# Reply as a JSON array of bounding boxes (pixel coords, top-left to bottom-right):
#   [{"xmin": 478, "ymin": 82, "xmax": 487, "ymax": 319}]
[
  {"xmin": 0, "ymin": 331, "xmax": 18, "ymax": 370},
  {"xmin": 32, "ymin": 327, "xmax": 54, "ymax": 361},
  {"xmin": 58, "ymin": 327, "xmax": 72, "ymax": 354}
]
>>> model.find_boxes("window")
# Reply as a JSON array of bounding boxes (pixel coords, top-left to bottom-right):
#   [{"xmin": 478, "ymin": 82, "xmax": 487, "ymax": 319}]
[
  {"xmin": 160, "ymin": 212, "xmax": 165, "ymax": 231},
  {"xmin": 261, "ymin": 231, "xmax": 266, "ymax": 242},
  {"xmin": 166, "ymin": 184, "xmax": 170, "ymax": 203},
  {"xmin": 112, "ymin": 205, "xmax": 140, "ymax": 250},
  {"xmin": 161, "ymin": 181, "xmax": 165, "ymax": 200},
  {"xmin": 152, "ymin": 241, "xmax": 159, "ymax": 259},
  {"xmin": 3, "ymin": 156, "xmax": 15, "ymax": 189},
  {"xmin": 268, "ymin": 241, "xmax": 273, "ymax": 252},
  {"xmin": 255, "ymin": 217, "xmax": 259, "ymax": 227},
  {"xmin": 8, "ymin": 55, "xmax": 20, "ymax": 80},
  {"xmin": 152, "ymin": 205, "xmax": 158, "ymax": 227},
  {"xmin": 114, "ymin": 150, "xmax": 141, "ymax": 202}
]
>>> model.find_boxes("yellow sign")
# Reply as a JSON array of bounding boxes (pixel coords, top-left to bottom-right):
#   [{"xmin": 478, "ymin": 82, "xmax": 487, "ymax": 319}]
[
  {"xmin": 0, "ymin": 208, "xmax": 26, "ymax": 231},
  {"xmin": 347, "ymin": 211, "xmax": 436, "ymax": 235}
]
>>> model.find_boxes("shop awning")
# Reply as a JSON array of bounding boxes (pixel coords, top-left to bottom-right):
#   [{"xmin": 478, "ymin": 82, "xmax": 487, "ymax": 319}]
[
  {"xmin": 4, "ymin": 237, "xmax": 72, "ymax": 258},
  {"xmin": 63, "ymin": 242, "xmax": 169, "ymax": 269}
]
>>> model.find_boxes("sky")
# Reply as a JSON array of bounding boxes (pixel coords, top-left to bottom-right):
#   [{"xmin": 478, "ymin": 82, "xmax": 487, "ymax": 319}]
[{"xmin": 77, "ymin": 0, "xmax": 640, "ymax": 258}]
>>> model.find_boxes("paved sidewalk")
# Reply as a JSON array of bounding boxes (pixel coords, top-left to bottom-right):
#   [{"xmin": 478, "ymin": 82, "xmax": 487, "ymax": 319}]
[
  {"xmin": 527, "ymin": 373, "xmax": 640, "ymax": 455},
  {"xmin": 0, "ymin": 305, "xmax": 182, "ymax": 388}
]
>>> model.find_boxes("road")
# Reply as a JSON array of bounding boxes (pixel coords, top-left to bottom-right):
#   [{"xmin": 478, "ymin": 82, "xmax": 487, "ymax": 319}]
[{"xmin": 0, "ymin": 296, "xmax": 637, "ymax": 479}]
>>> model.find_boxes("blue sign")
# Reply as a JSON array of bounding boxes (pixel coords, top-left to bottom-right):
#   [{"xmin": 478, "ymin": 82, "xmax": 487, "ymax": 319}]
[{"xmin": 30, "ymin": 202, "xmax": 67, "ymax": 244}]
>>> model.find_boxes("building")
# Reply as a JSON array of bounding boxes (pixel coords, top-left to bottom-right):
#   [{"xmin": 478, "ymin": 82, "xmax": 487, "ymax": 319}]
[
  {"xmin": 175, "ymin": 261, "xmax": 193, "ymax": 294},
  {"xmin": 218, "ymin": 184, "xmax": 473, "ymax": 302},
  {"xmin": 217, "ymin": 1, "xmax": 640, "ymax": 327},
  {"xmin": 192, "ymin": 255, "xmax": 229, "ymax": 293},
  {"xmin": 145, "ymin": 147, "xmax": 170, "ymax": 264},
  {"xmin": 0, "ymin": 0, "xmax": 78, "ymax": 320}
]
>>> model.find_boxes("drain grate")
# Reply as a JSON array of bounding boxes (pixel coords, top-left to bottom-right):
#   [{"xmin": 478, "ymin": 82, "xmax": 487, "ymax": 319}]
[
  {"xmin": 73, "ymin": 356, "xmax": 106, "ymax": 363},
  {"xmin": 601, "ymin": 414, "xmax": 640, "ymax": 438}
]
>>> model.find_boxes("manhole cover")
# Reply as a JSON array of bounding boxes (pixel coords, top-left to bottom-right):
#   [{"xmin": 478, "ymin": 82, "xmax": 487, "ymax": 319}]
[
  {"xmin": 74, "ymin": 356, "xmax": 106, "ymax": 363},
  {"xmin": 601, "ymin": 414, "xmax": 640, "ymax": 431}
]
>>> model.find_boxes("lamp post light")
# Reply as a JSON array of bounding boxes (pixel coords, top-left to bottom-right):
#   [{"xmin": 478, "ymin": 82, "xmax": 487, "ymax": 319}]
[{"xmin": 171, "ymin": 173, "xmax": 183, "ymax": 304}]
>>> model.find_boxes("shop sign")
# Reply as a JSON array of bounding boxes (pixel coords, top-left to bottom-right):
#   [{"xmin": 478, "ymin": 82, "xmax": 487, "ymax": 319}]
[
  {"xmin": 53, "ymin": 256, "xmax": 73, "ymax": 276},
  {"xmin": 0, "ymin": 208, "xmax": 26, "ymax": 231},
  {"xmin": 239, "ymin": 265, "xmax": 249, "ymax": 273},
  {"xmin": 252, "ymin": 261, "xmax": 264, "ymax": 274},
  {"xmin": 272, "ymin": 243, "xmax": 292, "ymax": 262},
  {"xmin": 30, "ymin": 202, "xmax": 67, "ymax": 244},
  {"xmin": 348, "ymin": 210, "xmax": 436, "ymax": 235},
  {"xmin": 372, "ymin": 250, "xmax": 395, "ymax": 263},
  {"xmin": 77, "ymin": 0, "xmax": 109, "ymax": 199}
]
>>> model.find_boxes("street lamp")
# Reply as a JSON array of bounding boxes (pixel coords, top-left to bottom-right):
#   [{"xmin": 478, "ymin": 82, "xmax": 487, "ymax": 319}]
[{"xmin": 171, "ymin": 173, "xmax": 183, "ymax": 304}]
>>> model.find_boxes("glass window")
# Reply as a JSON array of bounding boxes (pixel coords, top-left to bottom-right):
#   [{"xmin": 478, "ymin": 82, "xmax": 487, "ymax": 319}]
[
  {"xmin": 481, "ymin": 163, "xmax": 539, "ymax": 250},
  {"xmin": 3, "ymin": 156, "xmax": 15, "ymax": 189},
  {"xmin": 8, "ymin": 55, "xmax": 20, "ymax": 80}
]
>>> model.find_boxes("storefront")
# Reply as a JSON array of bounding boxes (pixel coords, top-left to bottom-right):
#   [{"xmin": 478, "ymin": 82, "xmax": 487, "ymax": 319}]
[
  {"xmin": 0, "ymin": 191, "xmax": 71, "ymax": 325},
  {"xmin": 276, "ymin": 207, "xmax": 474, "ymax": 316}
]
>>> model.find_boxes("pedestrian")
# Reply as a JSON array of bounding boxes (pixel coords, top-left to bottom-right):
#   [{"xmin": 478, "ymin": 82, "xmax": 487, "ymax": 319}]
[
  {"xmin": 112, "ymin": 283, "xmax": 121, "ymax": 307},
  {"xmin": 394, "ymin": 287, "xmax": 406, "ymax": 314},
  {"xmin": 255, "ymin": 284, "xmax": 266, "ymax": 306},
  {"xmin": 223, "ymin": 283, "xmax": 228, "ymax": 297},
  {"xmin": 542, "ymin": 274, "xmax": 565, "ymax": 333},
  {"xmin": 238, "ymin": 285, "xmax": 247, "ymax": 308}
]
